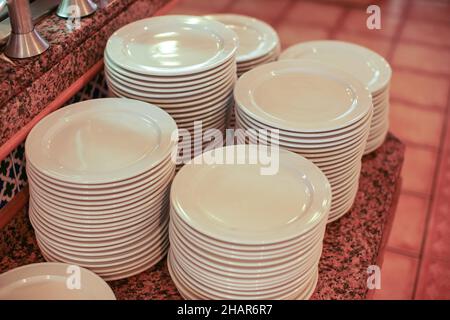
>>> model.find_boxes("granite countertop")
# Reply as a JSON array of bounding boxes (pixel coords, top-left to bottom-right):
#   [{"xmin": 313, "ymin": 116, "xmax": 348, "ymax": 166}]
[{"xmin": 0, "ymin": 134, "xmax": 405, "ymax": 300}]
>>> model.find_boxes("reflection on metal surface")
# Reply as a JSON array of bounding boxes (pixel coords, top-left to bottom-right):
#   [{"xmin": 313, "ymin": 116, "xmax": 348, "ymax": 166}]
[{"xmin": 56, "ymin": 0, "xmax": 97, "ymax": 19}]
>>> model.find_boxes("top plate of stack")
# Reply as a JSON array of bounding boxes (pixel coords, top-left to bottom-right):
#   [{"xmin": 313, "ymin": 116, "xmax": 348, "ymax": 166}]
[
  {"xmin": 106, "ymin": 15, "xmax": 237, "ymax": 76},
  {"xmin": 280, "ymin": 40, "xmax": 391, "ymax": 153}
]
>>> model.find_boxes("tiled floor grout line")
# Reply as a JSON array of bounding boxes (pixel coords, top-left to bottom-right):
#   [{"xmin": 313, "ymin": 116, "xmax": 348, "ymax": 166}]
[
  {"xmin": 328, "ymin": 8, "xmax": 350, "ymax": 39},
  {"xmin": 390, "ymin": 65, "xmax": 450, "ymax": 79},
  {"xmin": 381, "ymin": 3, "xmax": 418, "ymax": 299},
  {"xmin": 385, "ymin": 2, "xmax": 410, "ymax": 62},
  {"xmin": 402, "ymin": 140, "xmax": 441, "ymax": 151},
  {"xmin": 390, "ymin": 97, "xmax": 448, "ymax": 114},
  {"xmin": 385, "ymin": 246, "xmax": 420, "ymax": 259},
  {"xmin": 401, "ymin": 190, "xmax": 431, "ymax": 199},
  {"xmin": 270, "ymin": 0, "xmax": 296, "ymax": 28},
  {"xmin": 411, "ymin": 85, "xmax": 450, "ymax": 299}
]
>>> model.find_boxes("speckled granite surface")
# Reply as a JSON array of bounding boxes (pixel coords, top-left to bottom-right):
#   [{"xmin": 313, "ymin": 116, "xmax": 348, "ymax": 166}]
[
  {"xmin": 0, "ymin": 134, "xmax": 404, "ymax": 300},
  {"xmin": 0, "ymin": 0, "xmax": 170, "ymax": 146}
]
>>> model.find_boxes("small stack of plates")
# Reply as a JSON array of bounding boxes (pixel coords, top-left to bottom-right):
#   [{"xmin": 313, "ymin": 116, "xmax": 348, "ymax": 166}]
[
  {"xmin": 0, "ymin": 263, "xmax": 116, "ymax": 300},
  {"xmin": 104, "ymin": 15, "xmax": 238, "ymax": 164},
  {"xmin": 168, "ymin": 145, "xmax": 331, "ymax": 300},
  {"xmin": 25, "ymin": 98, "xmax": 177, "ymax": 280},
  {"xmin": 280, "ymin": 40, "xmax": 391, "ymax": 154},
  {"xmin": 234, "ymin": 60, "xmax": 372, "ymax": 222},
  {"xmin": 204, "ymin": 14, "xmax": 280, "ymax": 128}
]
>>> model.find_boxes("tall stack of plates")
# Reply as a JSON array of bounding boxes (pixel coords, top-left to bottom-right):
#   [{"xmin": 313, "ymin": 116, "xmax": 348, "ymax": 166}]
[
  {"xmin": 104, "ymin": 15, "xmax": 238, "ymax": 164},
  {"xmin": 234, "ymin": 60, "xmax": 372, "ymax": 222},
  {"xmin": 168, "ymin": 145, "xmax": 331, "ymax": 300},
  {"xmin": 205, "ymin": 14, "xmax": 280, "ymax": 128},
  {"xmin": 25, "ymin": 98, "xmax": 177, "ymax": 280},
  {"xmin": 280, "ymin": 40, "xmax": 391, "ymax": 154}
]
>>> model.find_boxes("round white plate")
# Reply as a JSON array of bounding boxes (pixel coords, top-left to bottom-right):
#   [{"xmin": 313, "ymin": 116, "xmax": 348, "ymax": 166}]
[
  {"xmin": 234, "ymin": 60, "xmax": 372, "ymax": 132},
  {"xmin": 280, "ymin": 40, "xmax": 392, "ymax": 94},
  {"xmin": 106, "ymin": 15, "xmax": 238, "ymax": 76},
  {"xmin": 104, "ymin": 53, "xmax": 235, "ymax": 85},
  {"xmin": 26, "ymin": 98, "xmax": 177, "ymax": 185},
  {"xmin": 171, "ymin": 145, "xmax": 331, "ymax": 245},
  {"xmin": 204, "ymin": 14, "xmax": 279, "ymax": 62},
  {"xmin": 0, "ymin": 263, "xmax": 115, "ymax": 300}
]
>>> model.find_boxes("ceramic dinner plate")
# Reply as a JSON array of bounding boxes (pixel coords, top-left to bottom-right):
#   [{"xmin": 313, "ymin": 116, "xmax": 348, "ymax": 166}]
[
  {"xmin": 234, "ymin": 60, "xmax": 372, "ymax": 132},
  {"xmin": 279, "ymin": 40, "xmax": 391, "ymax": 94},
  {"xmin": 0, "ymin": 263, "xmax": 115, "ymax": 300},
  {"xmin": 106, "ymin": 16, "xmax": 238, "ymax": 76},
  {"xmin": 204, "ymin": 14, "xmax": 279, "ymax": 62},
  {"xmin": 171, "ymin": 145, "xmax": 331, "ymax": 245},
  {"xmin": 280, "ymin": 40, "xmax": 391, "ymax": 154},
  {"xmin": 26, "ymin": 98, "xmax": 177, "ymax": 185}
]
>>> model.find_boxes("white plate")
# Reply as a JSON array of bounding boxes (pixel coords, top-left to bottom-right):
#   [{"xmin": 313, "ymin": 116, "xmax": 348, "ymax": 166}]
[
  {"xmin": 32, "ymin": 214, "xmax": 167, "ymax": 249},
  {"xmin": 171, "ymin": 145, "xmax": 331, "ymax": 245},
  {"xmin": 235, "ymin": 104, "xmax": 372, "ymax": 138},
  {"xmin": 28, "ymin": 161, "xmax": 173, "ymax": 202},
  {"xmin": 36, "ymin": 220, "xmax": 168, "ymax": 262},
  {"xmin": 170, "ymin": 216, "xmax": 324, "ymax": 263},
  {"xmin": 30, "ymin": 205, "xmax": 167, "ymax": 241},
  {"xmin": 235, "ymin": 107, "xmax": 371, "ymax": 144},
  {"xmin": 204, "ymin": 14, "xmax": 279, "ymax": 62},
  {"xmin": 235, "ymin": 120, "xmax": 369, "ymax": 150},
  {"xmin": 29, "ymin": 171, "xmax": 172, "ymax": 209},
  {"xmin": 0, "ymin": 263, "xmax": 115, "ymax": 300},
  {"xmin": 26, "ymin": 156, "xmax": 173, "ymax": 196},
  {"xmin": 105, "ymin": 53, "xmax": 235, "ymax": 85},
  {"xmin": 169, "ymin": 247, "xmax": 320, "ymax": 299},
  {"xmin": 171, "ymin": 208, "xmax": 326, "ymax": 254},
  {"xmin": 105, "ymin": 65, "xmax": 234, "ymax": 93},
  {"xmin": 105, "ymin": 69, "xmax": 236, "ymax": 99},
  {"xmin": 26, "ymin": 98, "xmax": 177, "ymax": 184},
  {"xmin": 234, "ymin": 60, "xmax": 372, "ymax": 132},
  {"xmin": 108, "ymin": 74, "xmax": 235, "ymax": 104},
  {"xmin": 106, "ymin": 15, "xmax": 238, "ymax": 76},
  {"xmin": 280, "ymin": 40, "xmax": 392, "ymax": 94}
]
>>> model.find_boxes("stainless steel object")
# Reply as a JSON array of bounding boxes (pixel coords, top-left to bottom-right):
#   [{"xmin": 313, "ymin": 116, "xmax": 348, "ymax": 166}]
[
  {"xmin": 1, "ymin": 1, "xmax": 65, "ymax": 44},
  {"xmin": 1, "ymin": 0, "xmax": 49, "ymax": 58},
  {"xmin": 56, "ymin": 0, "xmax": 97, "ymax": 18}
]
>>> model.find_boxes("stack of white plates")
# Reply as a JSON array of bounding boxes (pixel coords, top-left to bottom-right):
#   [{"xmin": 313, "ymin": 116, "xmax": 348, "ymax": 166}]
[
  {"xmin": 205, "ymin": 14, "xmax": 280, "ymax": 128},
  {"xmin": 280, "ymin": 40, "xmax": 391, "ymax": 154},
  {"xmin": 104, "ymin": 15, "xmax": 238, "ymax": 164},
  {"xmin": 168, "ymin": 145, "xmax": 331, "ymax": 299},
  {"xmin": 0, "ymin": 263, "xmax": 116, "ymax": 300},
  {"xmin": 25, "ymin": 98, "xmax": 177, "ymax": 280},
  {"xmin": 204, "ymin": 14, "xmax": 280, "ymax": 77},
  {"xmin": 234, "ymin": 60, "xmax": 372, "ymax": 222}
]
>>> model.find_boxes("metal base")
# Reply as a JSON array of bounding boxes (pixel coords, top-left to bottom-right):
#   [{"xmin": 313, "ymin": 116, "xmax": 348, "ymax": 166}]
[
  {"xmin": 4, "ymin": 29, "xmax": 49, "ymax": 59},
  {"xmin": 56, "ymin": 0, "xmax": 97, "ymax": 19}
]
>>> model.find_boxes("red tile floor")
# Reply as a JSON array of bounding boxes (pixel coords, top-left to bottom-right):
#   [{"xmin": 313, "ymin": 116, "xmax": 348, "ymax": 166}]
[{"xmin": 168, "ymin": 0, "xmax": 450, "ymax": 299}]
